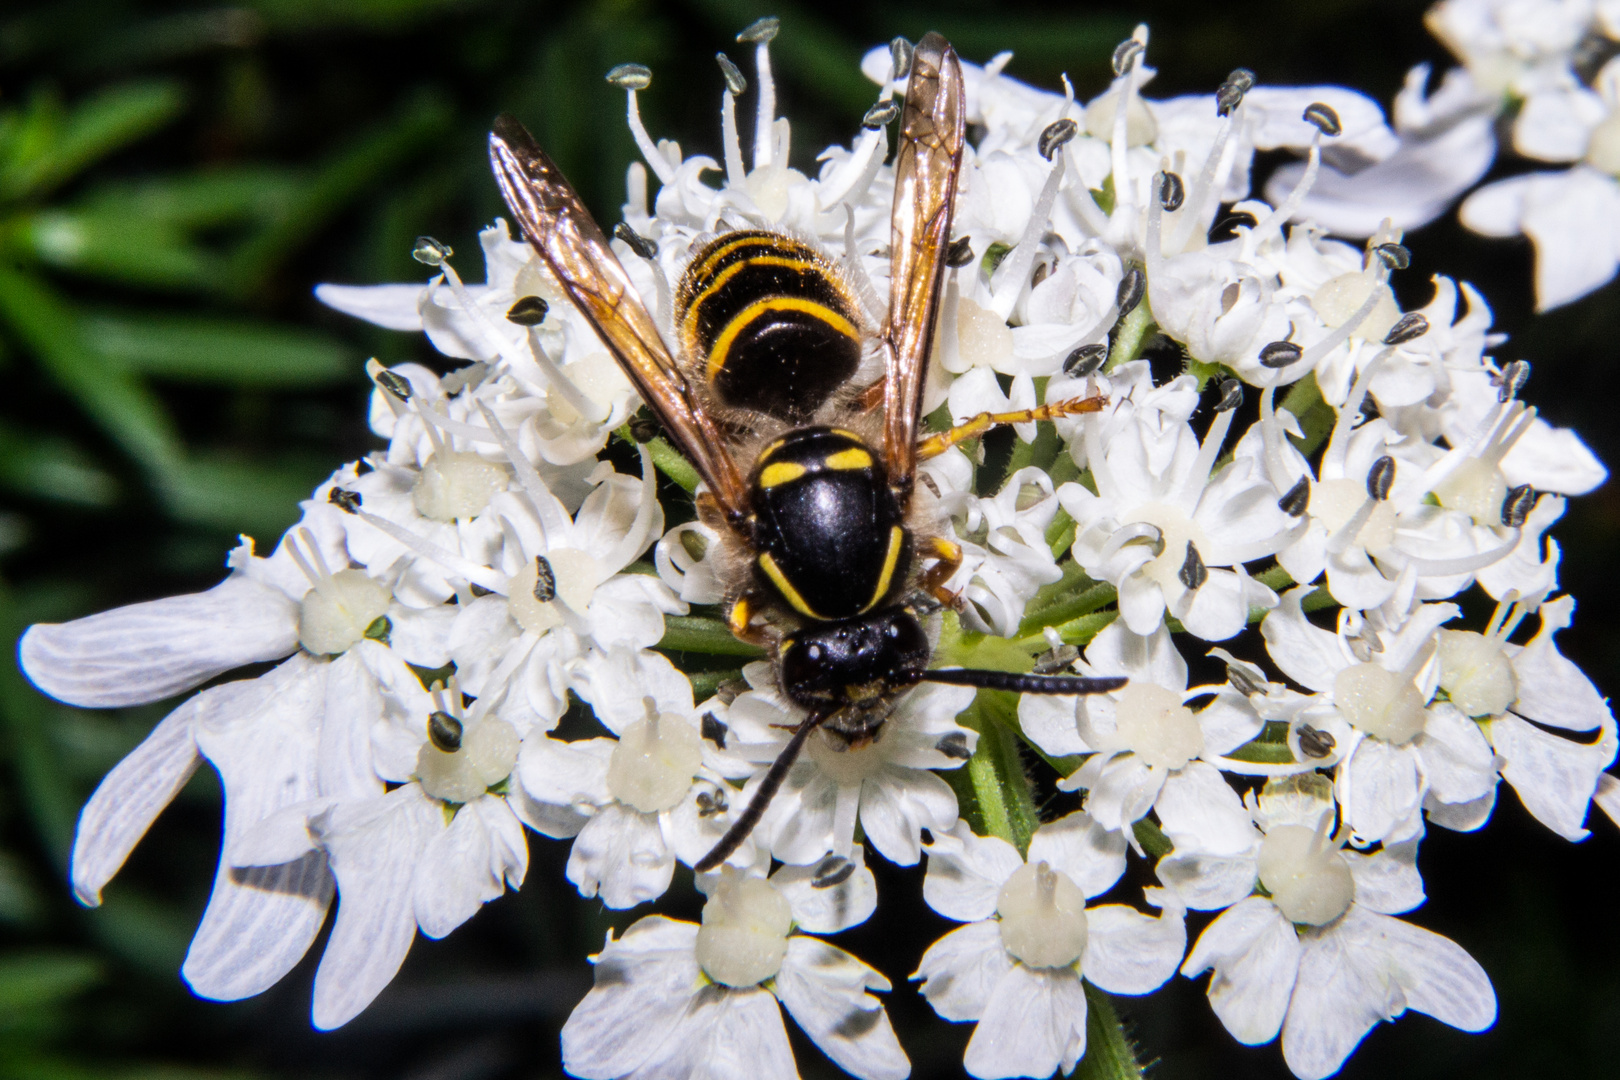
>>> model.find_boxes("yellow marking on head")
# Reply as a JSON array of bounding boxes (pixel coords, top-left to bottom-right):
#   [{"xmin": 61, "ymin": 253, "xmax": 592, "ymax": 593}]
[
  {"xmin": 758, "ymin": 552, "xmax": 824, "ymax": 619},
  {"xmin": 760, "ymin": 436, "xmax": 788, "ymax": 459},
  {"xmin": 706, "ymin": 297, "xmax": 862, "ymax": 380},
  {"xmin": 859, "ymin": 526, "xmax": 906, "ymax": 614},
  {"xmin": 728, "ymin": 596, "xmax": 753, "ymax": 636},
  {"xmin": 829, "ymin": 428, "xmax": 859, "ymax": 440},
  {"xmin": 680, "ymin": 251, "xmax": 828, "ymax": 346},
  {"xmin": 823, "ymin": 447, "xmax": 873, "ymax": 471},
  {"xmin": 758, "ymin": 461, "xmax": 808, "ymax": 489},
  {"xmin": 779, "ymin": 637, "xmax": 795, "ymax": 656}
]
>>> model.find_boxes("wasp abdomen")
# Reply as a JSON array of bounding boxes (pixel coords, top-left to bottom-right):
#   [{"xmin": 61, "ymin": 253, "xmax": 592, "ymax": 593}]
[
  {"xmin": 677, "ymin": 232, "xmax": 862, "ymax": 423},
  {"xmin": 749, "ymin": 427, "xmax": 910, "ymax": 621}
]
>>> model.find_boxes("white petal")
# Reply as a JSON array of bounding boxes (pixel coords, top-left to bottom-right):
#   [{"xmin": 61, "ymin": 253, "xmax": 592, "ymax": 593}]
[
  {"xmin": 1079, "ymin": 753, "xmax": 1162, "ymax": 833},
  {"xmin": 914, "ymin": 920, "xmax": 1014, "ymax": 1022},
  {"xmin": 1416, "ymin": 704, "xmax": 1497, "ymax": 807},
  {"xmin": 1593, "ymin": 772, "xmax": 1620, "ymax": 830},
  {"xmin": 1156, "ymin": 850, "xmax": 1260, "ymax": 911},
  {"xmin": 314, "ymin": 282, "xmax": 427, "ymax": 331},
  {"xmin": 1017, "ymin": 693, "xmax": 1095, "ymax": 757},
  {"xmin": 561, "ymin": 916, "xmax": 705, "ymax": 1079},
  {"xmin": 310, "ymin": 787, "xmax": 443, "ymax": 1029},
  {"xmin": 413, "ymin": 796, "xmax": 527, "ymax": 939},
  {"xmin": 1153, "ymin": 761, "xmax": 1256, "ymax": 857},
  {"xmin": 70, "ymin": 695, "xmax": 201, "ymax": 906},
  {"xmin": 922, "ymin": 820, "xmax": 1024, "ymax": 923},
  {"xmin": 773, "ymin": 850, "xmax": 878, "ymax": 934},
  {"xmin": 1339, "ymin": 738, "xmax": 1422, "ymax": 844},
  {"xmin": 518, "ymin": 734, "xmax": 614, "ymax": 808},
  {"xmin": 567, "ymin": 802, "xmax": 674, "ymax": 909},
  {"xmin": 1346, "ymin": 838, "xmax": 1425, "ymax": 916},
  {"xmin": 182, "ymin": 853, "xmax": 333, "ymax": 1002},
  {"xmin": 962, "ymin": 963, "xmax": 1087, "ymax": 1080},
  {"xmin": 1491, "ymin": 712, "xmax": 1618, "ymax": 841},
  {"xmin": 629, "ymin": 987, "xmax": 798, "ymax": 1080},
  {"xmin": 1511, "ymin": 596, "xmax": 1612, "ymax": 733},
  {"xmin": 1028, "ymin": 809, "xmax": 1127, "ymax": 899},
  {"xmin": 1082, "ymin": 903, "xmax": 1185, "ymax": 995},
  {"xmin": 859, "ymin": 764, "xmax": 958, "ymax": 867},
  {"xmin": 20, "ymin": 574, "xmax": 298, "ymax": 707},
  {"xmin": 776, "ymin": 937, "xmax": 909, "ymax": 1080},
  {"xmin": 1425, "ymin": 786, "xmax": 1497, "ymax": 832},
  {"xmin": 1181, "ymin": 896, "xmax": 1299, "ymax": 1046}
]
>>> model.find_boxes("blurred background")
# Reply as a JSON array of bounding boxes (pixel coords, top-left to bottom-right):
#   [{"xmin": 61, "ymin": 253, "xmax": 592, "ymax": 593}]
[{"xmin": 1, "ymin": 1, "xmax": 1616, "ymax": 1077}]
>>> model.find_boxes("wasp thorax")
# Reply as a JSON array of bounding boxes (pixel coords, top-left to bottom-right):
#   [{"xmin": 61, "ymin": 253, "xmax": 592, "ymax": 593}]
[
  {"xmin": 1114, "ymin": 682, "xmax": 1204, "ymax": 770},
  {"xmin": 507, "ymin": 549, "xmax": 611, "ymax": 634},
  {"xmin": 298, "ymin": 570, "xmax": 391, "ymax": 656},
  {"xmin": 996, "ymin": 861, "xmax": 1089, "ymax": 968},
  {"xmin": 417, "ymin": 716, "xmax": 520, "ymax": 803},
  {"xmin": 1437, "ymin": 630, "xmax": 1518, "ymax": 718},
  {"xmin": 694, "ymin": 872, "xmax": 793, "ymax": 987},
  {"xmin": 1431, "ymin": 457, "xmax": 1509, "ymax": 525},
  {"xmin": 1334, "ymin": 662, "xmax": 1427, "ymax": 744},
  {"xmin": 1257, "ymin": 824, "xmax": 1354, "ymax": 926},
  {"xmin": 1312, "ymin": 478, "xmax": 1397, "ymax": 550},
  {"xmin": 412, "ymin": 451, "xmax": 509, "ymax": 522},
  {"xmin": 606, "ymin": 701, "xmax": 703, "ymax": 814},
  {"xmin": 1310, "ymin": 274, "xmax": 1400, "ymax": 342}
]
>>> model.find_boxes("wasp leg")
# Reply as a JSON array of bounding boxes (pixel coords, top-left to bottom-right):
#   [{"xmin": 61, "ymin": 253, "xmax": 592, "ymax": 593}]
[
  {"xmin": 727, "ymin": 593, "xmax": 774, "ymax": 647},
  {"xmin": 915, "ymin": 394, "xmax": 1108, "ymax": 461},
  {"xmin": 916, "ymin": 536, "xmax": 964, "ymax": 606}
]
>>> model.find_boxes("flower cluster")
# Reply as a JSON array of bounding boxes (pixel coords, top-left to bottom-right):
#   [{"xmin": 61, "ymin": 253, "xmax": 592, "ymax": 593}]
[{"xmin": 19, "ymin": 10, "xmax": 1619, "ymax": 1080}]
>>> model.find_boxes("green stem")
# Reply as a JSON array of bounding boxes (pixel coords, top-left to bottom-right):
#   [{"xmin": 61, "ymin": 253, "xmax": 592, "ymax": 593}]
[
  {"xmin": 1104, "ymin": 302, "xmax": 1154, "ymax": 373},
  {"xmin": 1073, "ymin": 983, "xmax": 1147, "ymax": 1080},
  {"xmin": 959, "ymin": 690, "xmax": 1040, "ymax": 856},
  {"xmin": 617, "ymin": 425, "xmax": 701, "ymax": 492},
  {"xmin": 657, "ymin": 615, "xmax": 763, "ymax": 657}
]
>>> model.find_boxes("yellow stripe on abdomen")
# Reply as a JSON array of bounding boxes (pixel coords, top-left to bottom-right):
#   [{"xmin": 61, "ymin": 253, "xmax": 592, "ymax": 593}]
[{"xmin": 706, "ymin": 297, "xmax": 862, "ymax": 381}]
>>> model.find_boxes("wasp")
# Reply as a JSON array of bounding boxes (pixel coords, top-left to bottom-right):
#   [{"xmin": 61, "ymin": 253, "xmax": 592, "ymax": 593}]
[{"xmin": 489, "ymin": 33, "xmax": 1124, "ymax": 872}]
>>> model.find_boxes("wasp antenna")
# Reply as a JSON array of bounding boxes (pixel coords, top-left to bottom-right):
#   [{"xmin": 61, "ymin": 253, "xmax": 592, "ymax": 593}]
[
  {"xmin": 919, "ymin": 670, "xmax": 1127, "ymax": 695},
  {"xmin": 694, "ymin": 711, "xmax": 829, "ymax": 873}
]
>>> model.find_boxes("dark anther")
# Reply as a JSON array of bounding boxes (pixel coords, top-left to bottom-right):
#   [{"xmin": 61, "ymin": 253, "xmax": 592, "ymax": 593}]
[
  {"xmin": 1498, "ymin": 359, "xmax": 1531, "ymax": 402},
  {"xmin": 1217, "ymin": 68, "xmax": 1256, "ymax": 116},
  {"xmin": 863, "ymin": 99, "xmax": 899, "ymax": 129},
  {"xmin": 506, "ymin": 295, "xmax": 550, "ymax": 326},
  {"xmin": 1179, "ymin": 541, "xmax": 1208, "ymax": 591},
  {"xmin": 716, "ymin": 52, "xmax": 747, "ymax": 96},
  {"xmin": 945, "ymin": 235, "xmax": 975, "ymax": 267},
  {"xmin": 936, "ymin": 732, "xmax": 974, "ymax": 760},
  {"xmin": 532, "ymin": 555, "xmax": 557, "ymax": 602},
  {"xmin": 328, "ymin": 487, "xmax": 362, "ymax": 514},
  {"xmin": 812, "ymin": 854, "xmax": 856, "ymax": 889},
  {"xmin": 1116, "ymin": 266, "xmax": 1146, "ymax": 318},
  {"xmin": 470, "ymin": 583, "xmax": 493, "ymax": 597},
  {"xmin": 701, "ymin": 711, "xmax": 729, "ymax": 749},
  {"xmin": 889, "ymin": 37, "xmax": 913, "ymax": 81},
  {"xmin": 1297, "ymin": 723, "xmax": 1335, "ymax": 758},
  {"xmin": 1366, "ymin": 455, "xmax": 1396, "ymax": 501},
  {"xmin": 1033, "ymin": 644, "xmax": 1080, "ymax": 674},
  {"xmin": 1278, "ymin": 475, "xmax": 1311, "ymax": 517},
  {"xmin": 411, "ymin": 236, "xmax": 451, "ymax": 265},
  {"xmin": 1226, "ymin": 664, "xmax": 1264, "ymax": 697},
  {"xmin": 1112, "ymin": 37, "xmax": 1145, "ymax": 76},
  {"xmin": 1373, "ymin": 242, "xmax": 1411, "ymax": 271},
  {"xmin": 1259, "ymin": 340, "xmax": 1304, "ymax": 368},
  {"xmin": 1383, "ymin": 312, "xmax": 1428, "ymax": 346},
  {"xmin": 428, "ymin": 711, "xmax": 464, "ymax": 752},
  {"xmin": 614, "ymin": 222, "xmax": 658, "ymax": 259},
  {"xmin": 363, "ymin": 615, "xmax": 391, "ymax": 644},
  {"xmin": 1208, "ymin": 209, "xmax": 1258, "ymax": 244},
  {"xmin": 738, "ymin": 16, "xmax": 780, "ymax": 43},
  {"xmin": 374, "ymin": 368, "xmax": 413, "ymax": 400},
  {"xmin": 1158, "ymin": 170, "xmax": 1185, "ymax": 212},
  {"xmin": 695, "ymin": 788, "xmax": 729, "ymax": 817},
  {"xmin": 628, "ymin": 412, "xmax": 660, "ymax": 443},
  {"xmin": 1214, "ymin": 377, "xmax": 1243, "ymax": 413},
  {"xmin": 1039, "ymin": 118, "xmax": 1079, "ymax": 161},
  {"xmin": 1502, "ymin": 484, "xmax": 1539, "ymax": 527},
  {"xmin": 606, "ymin": 63, "xmax": 652, "ymax": 90},
  {"xmin": 1302, "ymin": 102, "xmax": 1342, "ymax": 136},
  {"xmin": 1063, "ymin": 343, "xmax": 1109, "ymax": 377}
]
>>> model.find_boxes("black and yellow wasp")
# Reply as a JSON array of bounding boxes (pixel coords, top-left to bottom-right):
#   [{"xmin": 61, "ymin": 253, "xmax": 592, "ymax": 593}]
[{"xmin": 489, "ymin": 33, "xmax": 1124, "ymax": 871}]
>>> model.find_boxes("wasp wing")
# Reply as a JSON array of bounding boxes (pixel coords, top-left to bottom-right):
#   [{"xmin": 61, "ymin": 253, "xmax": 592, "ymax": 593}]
[
  {"xmin": 489, "ymin": 115, "xmax": 749, "ymax": 519},
  {"xmin": 882, "ymin": 32, "xmax": 965, "ymax": 497}
]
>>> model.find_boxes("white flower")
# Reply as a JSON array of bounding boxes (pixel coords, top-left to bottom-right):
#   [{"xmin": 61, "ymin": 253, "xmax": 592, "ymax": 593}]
[
  {"xmin": 914, "ymin": 816, "xmax": 1185, "ymax": 1080},
  {"xmin": 1062, "ymin": 361, "xmax": 1286, "ymax": 640},
  {"xmin": 561, "ymin": 863, "xmax": 907, "ymax": 1080},
  {"xmin": 723, "ymin": 661, "xmax": 977, "ymax": 866},
  {"xmin": 1177, "ymin": 774, "xmax": 1496, "ymax": 1080},
  {"xmin": 517, "ymin": 695, "xmax": 755, "ymax": 908},
  {"xmin": 1020, "ymin": 620, "xmax": 1263, "ymax": 839},
  {"xmin": 1262, "ymin": 591, "xmax": 1498, "ymax": 843}
]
